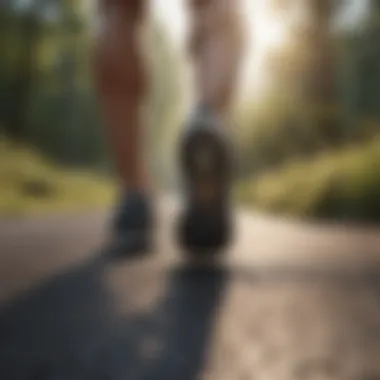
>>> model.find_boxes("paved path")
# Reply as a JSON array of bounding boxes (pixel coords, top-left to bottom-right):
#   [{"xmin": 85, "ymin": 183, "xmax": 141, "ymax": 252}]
[{"xmin": 1, "ymin": 203, "xmax": 380, "ymax": 380}]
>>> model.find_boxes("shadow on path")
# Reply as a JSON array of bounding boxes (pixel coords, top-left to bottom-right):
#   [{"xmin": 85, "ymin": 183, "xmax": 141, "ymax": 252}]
[
  {"xmin": 0, "ymin": 256, "xmax": 228, "ymax": 380},
  {"xmin": 2, "ymin": 250, "xmax": 380, "ymax": 380}
]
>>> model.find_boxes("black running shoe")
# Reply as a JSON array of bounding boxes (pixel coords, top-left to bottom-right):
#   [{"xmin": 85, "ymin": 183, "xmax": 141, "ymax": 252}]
[
  {"xmin": 107, "ymin": 191, "xmax": 153, "ymax": 257},
  {"xmin": 177, "ymin": 106, "xmax": 234, "ymax": 256}
]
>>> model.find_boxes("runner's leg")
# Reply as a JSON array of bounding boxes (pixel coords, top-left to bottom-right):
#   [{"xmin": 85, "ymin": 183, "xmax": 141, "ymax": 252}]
[
  {"xmin": 93, "ymin": 0, "xmax": 151, "ymax": 254},
  {"xmin": 178, "ymin": 0, "xmax": 245, "ymax": 253},
  {"xmin": 188, "ymin": 0, "xmax": 245, "ymax": 120},
  {"xmin": 94, "ymin": 0, "xmax": 148, "ymax": 191}
]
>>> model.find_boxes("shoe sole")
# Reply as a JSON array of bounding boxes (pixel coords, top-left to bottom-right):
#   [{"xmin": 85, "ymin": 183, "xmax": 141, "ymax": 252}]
[{"xmin": 178, "ymin": 124, "xmax": 233, "ymax": 257}]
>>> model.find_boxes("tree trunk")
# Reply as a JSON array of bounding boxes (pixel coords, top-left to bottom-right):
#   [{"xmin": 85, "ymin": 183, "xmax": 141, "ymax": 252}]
[
  {"xmin": 4, "ymin": 2, "xmax": 43, "ymax": 142},
  {"xmin": 8, "ymin": 19, "xmax": 37, "ymax": 141},
  {"xmin": 306, "ymin": 0, "xmax": 336, "ymax": 106}
]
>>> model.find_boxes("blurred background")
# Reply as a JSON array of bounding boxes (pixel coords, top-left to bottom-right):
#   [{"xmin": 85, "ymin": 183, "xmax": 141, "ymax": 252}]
[
  {"xmin": 1, "ymin": 4, "xmax": 380, "ymax": 378},
  {"xmin": 0, "ymin": 0, "xmax": 379, "ymax": 223}
]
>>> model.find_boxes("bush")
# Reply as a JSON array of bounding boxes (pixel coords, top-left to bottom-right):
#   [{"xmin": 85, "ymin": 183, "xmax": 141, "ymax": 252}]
[
  {"xmin": 0, "ymin": 138, "xmax": 115, "ymax": 216},
  {"xmin": 237, "ymin": 136, "xmax": 380, "ymax": 223},
  {"xmin": 236, "ymin": 96, "xmax": 348, "ymax": 178}
]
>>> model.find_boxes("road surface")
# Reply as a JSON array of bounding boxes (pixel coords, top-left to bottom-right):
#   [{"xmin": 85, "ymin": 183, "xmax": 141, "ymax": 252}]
[{"xmin": 1, "ymin": 203, "xmax": 380, "ymax": 380}]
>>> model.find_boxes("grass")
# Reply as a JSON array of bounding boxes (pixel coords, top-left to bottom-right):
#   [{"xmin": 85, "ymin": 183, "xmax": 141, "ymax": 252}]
[
  {"xmin": 0, "ymin": 139, "xmax": 116, "ymax": 217},
  {"xmin": 237, "ymin": 136, "xmax": 380, "ymax": 223}
]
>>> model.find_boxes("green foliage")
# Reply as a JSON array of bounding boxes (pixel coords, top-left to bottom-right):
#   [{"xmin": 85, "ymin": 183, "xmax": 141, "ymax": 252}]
[
  {"xmin": 237, "ymin": 1, "xmax": 380, "ymax": 183},
  {"xmin": 0, "ymin": 138, "xmax": 115, "ymax": 216},
  {"xmin": 237, "ymin": 135, "xmax": 380, "ymax": 222},
  {"xmin": 338, "ymin": 1, "xmax": 380, "ymax": 125},
  {"xmin": 237, "ymin": 94, "xmax": 346, "ymax": 178}
]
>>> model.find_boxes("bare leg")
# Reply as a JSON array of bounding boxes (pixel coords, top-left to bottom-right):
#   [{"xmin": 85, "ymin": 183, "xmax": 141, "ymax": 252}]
[
  {"xmin": 188, "ymin": 0, "xmax": 245, "ymax": 120},
  {"xmin": 93, "ymin": 1, "xmax": 152, "ymax": 254},
  {"xmin": 93, "ymin": 0, "xmax": 147, "ymax": 191},
  {"xmin": 178, "ymin": 1, "xmax": 245, "ymax": 253}
]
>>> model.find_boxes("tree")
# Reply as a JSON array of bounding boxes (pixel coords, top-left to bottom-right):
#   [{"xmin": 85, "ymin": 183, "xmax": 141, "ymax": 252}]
[
  {"xmin": 338, "ymin": 0, "xmax": 380, "ymax": 132},
  {"xmin": 1, "ymin": 0, "xmax": 50, "ymax": 141}
]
